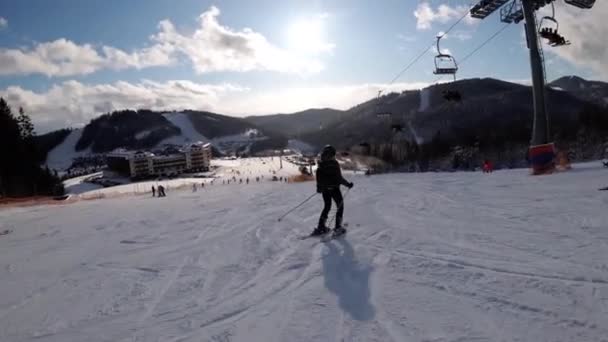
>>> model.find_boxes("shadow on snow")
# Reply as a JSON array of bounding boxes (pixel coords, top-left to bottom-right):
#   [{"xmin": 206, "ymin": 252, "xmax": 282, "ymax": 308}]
[{"xmin": 322, "ymin": 238, "xmax": 375, "ymax": 321}]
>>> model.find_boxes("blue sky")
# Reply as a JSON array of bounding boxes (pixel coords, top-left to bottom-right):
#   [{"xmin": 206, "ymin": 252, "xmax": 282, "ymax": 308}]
[{"xmin": 0, "ymin": 0, "xmax": 604, "ymax": 132}]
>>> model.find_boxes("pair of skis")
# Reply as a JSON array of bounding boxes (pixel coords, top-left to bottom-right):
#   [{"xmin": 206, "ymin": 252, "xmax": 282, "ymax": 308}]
[{"xmin": 299, "ymin": 223, "xmax": 348, "ymax": 242}]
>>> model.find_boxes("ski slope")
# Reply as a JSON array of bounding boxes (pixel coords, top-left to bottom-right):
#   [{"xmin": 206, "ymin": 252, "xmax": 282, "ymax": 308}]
[
  {"xmin": 45, "ymin": 129, "xmax": 91, "ymax": 172},
  {"xmin": 2, "ymin": 164, "xmax": 608, "ymax": 341},
  {"xmin": 62, "ymin": 157, "xmax": 302, "ymax": 199},
  {"xmin": 159, "ymin": 112, "xmax": 210, "ymax": 146}
]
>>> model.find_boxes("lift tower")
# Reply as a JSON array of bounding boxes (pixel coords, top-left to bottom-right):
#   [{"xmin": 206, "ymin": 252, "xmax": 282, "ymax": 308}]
[{"xmin": 470, "ymin": 0, "xmax": 596, "ymax": 174}]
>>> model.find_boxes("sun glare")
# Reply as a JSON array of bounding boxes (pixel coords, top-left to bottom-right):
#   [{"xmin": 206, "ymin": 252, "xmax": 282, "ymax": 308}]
[{"xmin": 287, "ymin": 18, "xmax": 330, "ymax": 54}]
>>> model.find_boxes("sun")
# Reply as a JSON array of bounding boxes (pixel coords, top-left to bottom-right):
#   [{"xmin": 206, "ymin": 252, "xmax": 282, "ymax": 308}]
[{"xmin": 287, "ymin": 18, "xmax": 331, "ymax": 55}]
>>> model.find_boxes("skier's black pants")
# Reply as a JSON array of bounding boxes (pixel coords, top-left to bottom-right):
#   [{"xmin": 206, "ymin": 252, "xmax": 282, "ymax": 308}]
[{"xmin": 319, "ymin": 187, "xmax": 343, "ymax": 228}]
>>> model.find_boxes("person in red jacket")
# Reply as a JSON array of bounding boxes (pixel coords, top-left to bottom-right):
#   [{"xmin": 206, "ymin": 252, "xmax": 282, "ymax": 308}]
[
  {"xmin": 483, "ymin": 160, "xmax": 494, "ymax": 173},
  {"xmin": 312, "ymin": 145, "xmax": 353, "ymax": 236}
]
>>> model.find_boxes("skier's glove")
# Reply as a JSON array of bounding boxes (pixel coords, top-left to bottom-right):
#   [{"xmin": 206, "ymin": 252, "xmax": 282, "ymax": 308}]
[{"xmin": 347, "ymin": 182, "xmax": 354, "ymax": 189}]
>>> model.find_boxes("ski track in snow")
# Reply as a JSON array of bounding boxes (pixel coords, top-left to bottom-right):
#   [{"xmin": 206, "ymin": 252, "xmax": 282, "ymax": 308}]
[{"xmin": 2, "ymin": 161, "xmax": 608, "ymax": 341}]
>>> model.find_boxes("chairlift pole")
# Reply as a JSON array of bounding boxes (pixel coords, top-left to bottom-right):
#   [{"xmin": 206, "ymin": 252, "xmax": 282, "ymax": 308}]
[
  {"xmin": 521, "ymin": 0, "xmax": 549, "ymax": 146},
  {"xmin": 469, "ymin": 0, "xmax": 596, "ymax": 174}
]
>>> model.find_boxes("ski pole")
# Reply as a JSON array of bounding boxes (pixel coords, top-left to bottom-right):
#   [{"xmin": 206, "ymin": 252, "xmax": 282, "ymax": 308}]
[
  {"xmin": 277, "ymin": 192, "xmax": 318, "ymax": 222},
  {"xmin": 327, "ymin": 187, "xmax": 351, "ymax": 227}
]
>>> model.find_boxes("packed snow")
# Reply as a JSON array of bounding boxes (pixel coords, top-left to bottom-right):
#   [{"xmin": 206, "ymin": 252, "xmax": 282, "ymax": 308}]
[
  {"xmin": 63, "ymin": 157, "xmax": 302, "ymax": 199},
  {"xmin": 63, "ymin": 172, "xmax": 104, "ymax": 195},
  {"xmin": 45, "ymin": 129, "xmax": 91, "ymax": 172},
  {"xmin": 419, "ymin": 87, "xmax": 431, "ymax": 112},
  {"xmin": 2, "ymin": 163, "xmax": 608, "ymax": 341},
  {"xmin": 160, "ymin": 112, "xmax": 210, "ymax": 146}
]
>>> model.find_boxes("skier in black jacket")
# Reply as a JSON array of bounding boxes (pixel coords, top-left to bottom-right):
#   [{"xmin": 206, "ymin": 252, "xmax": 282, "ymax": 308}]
[{"xmin": 312, "ymin": 145, "xmax": 353, "ymax": 236}]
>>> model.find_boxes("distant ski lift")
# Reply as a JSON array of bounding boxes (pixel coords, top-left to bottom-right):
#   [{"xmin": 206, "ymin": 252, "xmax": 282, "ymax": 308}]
[
  {"xmin": 433, "ymin": 36, "xmax": 458, "ymax": 81},
  {"xmin": 375, "ymin": 90, "xmax": 393, "ymax": 118},
  {"xmin": 538, "ymin": 6, "xmax": 570, "ymax": 47},
  {"xmin": 564, "ymin": 0, "xmax": 595, "ymax": 9}
]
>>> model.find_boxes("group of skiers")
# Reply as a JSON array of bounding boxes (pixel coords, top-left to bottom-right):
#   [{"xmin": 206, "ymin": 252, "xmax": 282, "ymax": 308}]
[
  {"xmin": 151, "ymin": 185, "xmax": 166, "ymax": 197},
  {"xmin": 152, "ymin": 182, "xmax": 209, "ymax": 197}
]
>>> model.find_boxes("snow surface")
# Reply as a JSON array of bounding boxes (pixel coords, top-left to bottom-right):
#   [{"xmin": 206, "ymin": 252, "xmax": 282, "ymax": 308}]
[
  {"xmin": 2, "ymin": 163, "xmax": 608, "ymax": 341},
  {"xmin": 159, "ymin": 112, "xmax": 210, "ymax": 146},
  {"xmin": 63, "ymin": 172, "xmax": 104, "ymax": 195},
  {"xmin": 45, "ymin": 129, "xmax": 91, "ymax": 172},
  {"xmin": 63, "ymin": 157, "xmax": 301, "ymax": 199},
  {"xmin": 419, "ymin": 87, "xmax": 431, "ymax": 112}
]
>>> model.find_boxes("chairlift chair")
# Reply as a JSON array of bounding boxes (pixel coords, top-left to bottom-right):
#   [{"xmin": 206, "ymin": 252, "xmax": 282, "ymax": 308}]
[
  {"xmin": 433, "ymin": 36, "xmax": 458, "ymax": 81},
  {"xmin": 564, "ymin": 0, "xmax": 595, "ymax": 9},
  {"xmin": 538, "ymin": 16, "xmax": 559, "ymax": 40},
  {"xmin": 538, "ymin": 5, "xmax": 571, "ymax": 47}
]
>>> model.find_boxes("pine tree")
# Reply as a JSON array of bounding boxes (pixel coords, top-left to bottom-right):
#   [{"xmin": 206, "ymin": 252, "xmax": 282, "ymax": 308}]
[
  {"xmin": 18, "ymin": 107, "xmax": 35, "ymax": 140},
  {"xmin": 0, "ymin": 97, "xmax": 63, "ymax": 197}
]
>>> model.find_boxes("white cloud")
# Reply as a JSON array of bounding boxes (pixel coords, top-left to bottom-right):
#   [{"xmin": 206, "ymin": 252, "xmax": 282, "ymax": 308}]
[
  {"xmin": 414, "ymin": 2, "xmax": 475, "ymax": 31},
  {"xmin": 540, "ymin": 1, "xmax": 608, "ymax": 80},
  {"xmin": 225, "ymin": 82, "xmax": 430, "ymax": 115},
  {"xmin": 0, "ymin": 80, "xmax": 247, "ymax": 132},
  {"xmin": 0, "ymin": 17, "xmax": 7, "ymax": 29},
  {"xmin": 397, "ymin": 33, "xmax": 417, "ymax": 43},
  {"xmin": 154, "ymin": 6, "xmax": 327, "ymax": 74},
  {"xmin": 0, "ymin": 80, "xmax": 428, "ymax": 133},
  {"xmin": 0, "ymin": 6, "xmax": 329, "ymax": 77},
  {"xmin": 0, "ymin": 38, "xmax": 174, "ymax": 77},
  {"xmin": 452, "ymin": 30, "xmax": 473, "ymax": 41}
]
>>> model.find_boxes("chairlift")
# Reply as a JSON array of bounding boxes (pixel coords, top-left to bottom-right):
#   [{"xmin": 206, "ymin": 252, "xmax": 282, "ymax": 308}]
[
  {"xmin": 375, "ymin": 90, "xmax": 393, "ymax": 118},
  {"xmin": 433, "ymin": 36, "xmax": 458, "ymax": 81},
  {"xmin": 564, "ymin": 0, "xmax": 595, "ymax": 9},
  {"xmin": 538, "ymin": 4, "xmax": 570, "ymax": 47}
]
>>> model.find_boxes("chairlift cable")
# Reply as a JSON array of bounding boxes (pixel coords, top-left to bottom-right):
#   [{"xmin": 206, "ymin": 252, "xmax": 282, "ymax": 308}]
[
  {"xmin": 459, "ymin": 23, "xmax": 510, "ymax": 66},
  {"xmin": 432, "ymin": 23, "xmax": 511, "ymax": 83},
  {"xmin": 382, "ymin": 3, "xmax": 475, "ymax": 92},
  {"xmin": 385, "ymin": 44, "xmax": 434, "ymax": 88},
  {"xmin": 437, "ymin": 4, "xmax": 474, "ymax": 40}
]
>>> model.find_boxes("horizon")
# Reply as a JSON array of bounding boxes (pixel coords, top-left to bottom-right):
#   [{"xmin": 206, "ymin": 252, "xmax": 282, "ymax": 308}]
[{"xmin": 0, "ymin": 0, "xmax": 605, "ymax": 133}]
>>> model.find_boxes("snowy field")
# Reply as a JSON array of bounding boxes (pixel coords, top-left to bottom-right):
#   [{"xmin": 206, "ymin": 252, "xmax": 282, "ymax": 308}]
[
  {"xmin": 64, "ymin": 157, "xmax": 302, "ymax": 199},
  {"xmin": 2, "ymin": 163, "xmax": 608, "ymax": 341}
]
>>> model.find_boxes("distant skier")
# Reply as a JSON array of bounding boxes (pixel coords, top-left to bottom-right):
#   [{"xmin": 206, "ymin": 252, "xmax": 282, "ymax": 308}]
[
  {"xmin": 312, "ymin": 145, "xmax": 353, "ymax": 236},
  {"xmin": 151, "ymin": 185, "xmax": 156, "ymax": 197},
  {"xmin": 158, "ymin": 185, "xmax": 166, "ymax": 197},
  {"xmin": 192, "ymin": 183, "xmax": 197, "ymax": 192},
  {"xmin": 483, "ymin": 160, "xmax": 494, "ymax": 173}
]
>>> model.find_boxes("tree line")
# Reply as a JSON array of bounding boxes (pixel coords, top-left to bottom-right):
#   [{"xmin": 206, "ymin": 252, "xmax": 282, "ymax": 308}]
[{"xmin": 0, "ymin": 98, "xmax": 64, "ymax": 197}]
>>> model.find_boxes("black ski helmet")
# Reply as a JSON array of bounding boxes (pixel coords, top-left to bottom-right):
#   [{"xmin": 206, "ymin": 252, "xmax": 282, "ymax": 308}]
[{"xmin": 320, "ymin": 145, "xmax": 336, "ymax": 161}]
